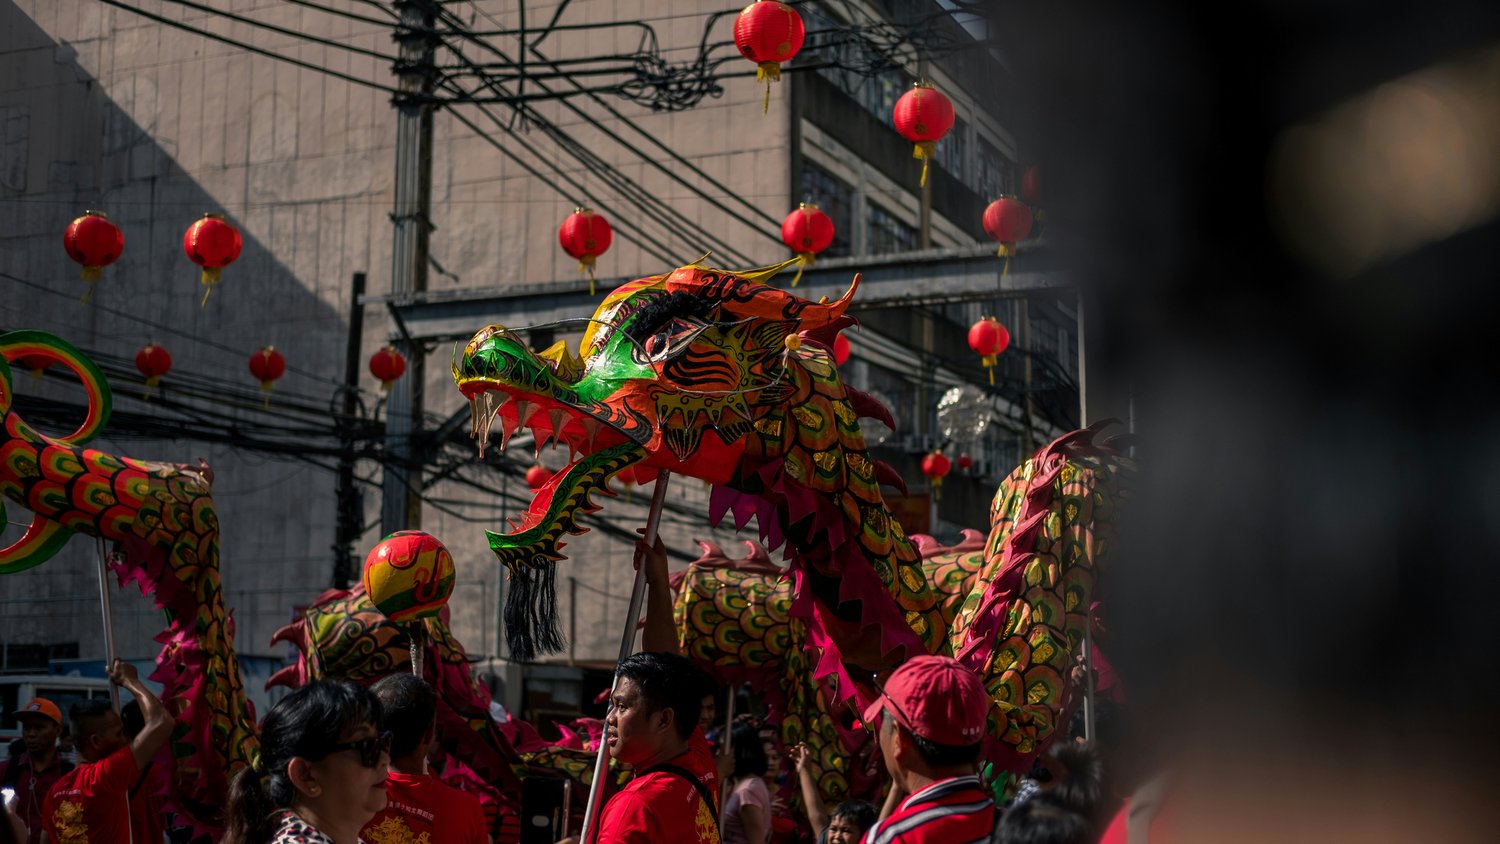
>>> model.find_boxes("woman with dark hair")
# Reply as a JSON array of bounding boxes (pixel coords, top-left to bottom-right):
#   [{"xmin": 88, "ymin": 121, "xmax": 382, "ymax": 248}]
[
  {"xmin": 223, "ymin": 679, "xmax": 390, "ymax": 844},
  {"xmin": 721, "ymin": 723, "xmax": 771, "ymax": 844}
]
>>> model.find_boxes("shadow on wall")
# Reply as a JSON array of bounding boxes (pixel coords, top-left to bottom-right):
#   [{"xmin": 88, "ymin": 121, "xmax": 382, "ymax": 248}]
[{"xmin": 0, "ymin": 3, "xmax": 363, "ymax": 658}]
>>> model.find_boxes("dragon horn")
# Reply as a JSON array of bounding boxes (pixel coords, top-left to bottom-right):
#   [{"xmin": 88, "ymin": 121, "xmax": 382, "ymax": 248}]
[
  {"xmin": 845, "ymin": 386, "xmax": 896, "ymax": 432},
  {"xmin": 673, "ymin": 267, "xmax": 861, "ymax": 330},
  {"xmin": 265, "ymin": 665, "xmax": 303, "ymax": 691}
]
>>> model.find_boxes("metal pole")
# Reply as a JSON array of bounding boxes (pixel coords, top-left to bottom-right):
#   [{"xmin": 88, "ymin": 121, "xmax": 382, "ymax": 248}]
[
  {"xmin": 579, "ymin": 472, "xmax": 673, "ymax": 843},
  {"xmin": 409, "ymin": 621, "xmax": 425, "ymax": 676},
  {"xmin": 1076, "ymin": 290, "xmax": 1087, "ymax": 427},
  {"xmin": 95, "ymin": 538, "xmax": 121, "ymax": 711},
  {"xmin": 334, "ymin": 272, "xmax": 366, "ymax": 587},
  {"xmin": 381, "ymin": 0, "xmax": 437, "ymax": 535},
  {"xmin": 1082, "ymin": 607, "xmax": 1097, "ymax": 742}
]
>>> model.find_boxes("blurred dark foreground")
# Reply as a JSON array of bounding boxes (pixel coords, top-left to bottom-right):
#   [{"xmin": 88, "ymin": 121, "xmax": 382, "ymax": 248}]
[{"xmin": 983, "ymin": 0, "xmax": 1500, "ymax": 839}]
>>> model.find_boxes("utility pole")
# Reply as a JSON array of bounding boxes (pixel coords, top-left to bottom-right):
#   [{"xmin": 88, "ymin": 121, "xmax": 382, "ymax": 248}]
[
  {"xmin": 334, "ymin": 272, "xmax": 367, "ymax": 587},
  {"xmin": 382, "ymin": 0, "xmax": 438, "ymax": 535}
]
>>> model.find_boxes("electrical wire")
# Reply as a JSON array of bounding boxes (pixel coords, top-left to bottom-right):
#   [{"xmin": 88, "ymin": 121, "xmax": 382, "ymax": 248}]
[
  {"xmin": 430, "ymin": 10, "xmax": 759, "ymax": 266},
  {"xmin": 150, "ymin": 0, "xmax": 399, "ymax": 63},
  {"xmin": 283, "ymin": 0, "xmax": 397, "ymax": 29},
  {"xmin": 0, "ymin": 270, "xmax": 361, "ymax": 394},
  {"xmin": 93, "ymin": 0, "xmax": 404, "ymax": 96},
  {"xmin": 430, "ymin": 22, "xmax": 751, "ymax": 265}
]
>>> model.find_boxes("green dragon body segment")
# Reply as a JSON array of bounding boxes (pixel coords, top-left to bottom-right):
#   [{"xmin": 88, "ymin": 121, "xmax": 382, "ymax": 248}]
[{"xmin": 0, "ymin": 330, "xmax": 256, "ymax": 837}]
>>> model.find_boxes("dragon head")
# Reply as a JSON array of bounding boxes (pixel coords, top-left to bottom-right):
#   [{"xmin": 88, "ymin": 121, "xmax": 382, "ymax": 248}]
[{"xmin": 454, "ymin": 261, "xmax": 935, "ymax": 666}]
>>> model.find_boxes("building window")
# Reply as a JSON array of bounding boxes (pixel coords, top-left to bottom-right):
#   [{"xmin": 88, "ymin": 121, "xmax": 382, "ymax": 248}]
[
  {"xmin": 934, "ymin": 117, "xmax": 970, "ymax": 183},
  {"xmin": 801, "ymin": 162, "xmax": 854, "ymax": 258},
  {"xmin": 867, "ymin": 203, "xmax": 917, "ymax": 254},
  {"xmin": 977, "ymin": 137, "xmax": 1014, "ymax": 199}
]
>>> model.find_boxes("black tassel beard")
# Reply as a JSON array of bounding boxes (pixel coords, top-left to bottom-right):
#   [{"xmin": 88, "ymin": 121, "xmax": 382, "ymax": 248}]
[{"xmin": 505, "ymin": 561, "xmax": 566, "ymax": 662}]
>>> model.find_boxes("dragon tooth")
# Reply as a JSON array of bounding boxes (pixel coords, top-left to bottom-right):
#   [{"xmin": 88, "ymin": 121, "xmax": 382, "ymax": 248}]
[
  {"xmin": 515, "ymin": 400, "xmax": 537, "ymax": 429},
  {"xmin": 581, "ymin": 418, "xmax": 600, "ymax": 453},
  {"xmin": 548, "ymin": 409, "xmax": 568, "ymax": 445},
  {"xmin": 497, "ymin": 416, "xmax": 517, "ymax": 451}
]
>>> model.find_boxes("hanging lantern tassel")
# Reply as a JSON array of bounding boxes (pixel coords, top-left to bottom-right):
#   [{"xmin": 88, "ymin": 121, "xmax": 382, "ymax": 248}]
[
  {"xmin": 997, "ymin": 243, "xmax": 1016, "ymax": 277},
  {"xmin": 578, "ymin": 255, "xmax": 597, "ymax": 296},
  {"xmin": 80, "ymin": 268, "xmax": 101, "ymax": 305},
  {"xmin": 200, "ymin": 266, "xmax": 222, "ymax": 307},
  {"xmin": 758, "ymin": 61, "xmax": 780, "ymax": 113},
  {"xmin": 914, "ymin": 141, "xmax": 936, "ymax": 187},
  {"xmin": 931, "ymin": 474, "xmax": 943, "ymax": 502},
  {"xmin": 982, "ymin": 354, "xmax": 997, "ymax": 385},
  {"xmin": 791, "ymin": 252, "xmax": 814, "ymax": 287}
]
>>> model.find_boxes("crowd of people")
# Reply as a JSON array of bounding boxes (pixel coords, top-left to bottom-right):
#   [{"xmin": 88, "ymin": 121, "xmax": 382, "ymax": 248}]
[{"xmin": 0, "ymin": 539, "xmax": 1125, "ymax": 843}]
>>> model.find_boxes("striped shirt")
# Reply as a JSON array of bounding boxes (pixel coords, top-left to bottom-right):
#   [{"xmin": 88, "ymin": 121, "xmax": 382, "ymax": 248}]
[{"xmin": 863, "ymin": 776, "xmax": 996, "ymax": 844}]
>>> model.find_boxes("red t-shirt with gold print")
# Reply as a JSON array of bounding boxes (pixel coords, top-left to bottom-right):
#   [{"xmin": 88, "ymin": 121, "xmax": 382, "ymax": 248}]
[{"xmin": 42, "ymin": 746, "xmax": 145, "ymax": 844}]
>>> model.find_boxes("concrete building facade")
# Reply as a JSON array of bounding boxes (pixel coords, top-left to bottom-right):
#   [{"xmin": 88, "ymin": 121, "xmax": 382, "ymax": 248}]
[{"xmin": 0, "ymin": 0, "xmax": 1069, "ymax": 720}]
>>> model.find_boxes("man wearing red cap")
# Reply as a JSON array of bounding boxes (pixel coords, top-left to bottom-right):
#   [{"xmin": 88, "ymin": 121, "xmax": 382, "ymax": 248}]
[
  {"xmin": 860, "ymin": 656, "xmax": 996, "ymax": 844},
  {"xmin": 0, "ymin": 698, "xmax": 72, "ymax": 844}
]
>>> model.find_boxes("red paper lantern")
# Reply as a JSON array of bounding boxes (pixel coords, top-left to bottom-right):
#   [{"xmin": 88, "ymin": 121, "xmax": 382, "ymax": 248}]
[
  {"xmin": 734, "ymin": 0, "xmax": 805, "ymax": 113},
  {"xmin": 982, "ymin": 198, "xmax": 1034, "ymax": 276},
  {"xmin": 832, "ymin": 334, "xmax": 852, "ymax": 366},
  {"xmin": 921, "ymin": 450, "xmax": 952, "ymax": 501},
  {"xmin": 968, "ymin": 317, "xmax": 1010, "ymax": 385},
  {"xmin": 368, "ymin": 345, "xmax": 407, "ymax": 392},
  {"xmin": 135, "ymin": 343, "xmax": 172, "ymax": 397},
  {"xmin": 63, "ymin": 211, "xmax": 124, "ymax": 304},
  {"xmin": 183, "ymin": 213, "xmax": 243, "ymax": 306},
  {"xmin": 14, "ymin": 354, "xmax": 52, "ymax": 380},
  {"xmin": 780, "ymin": 203, "xmax": 834, "ymax": 287},
  {"xmin": 1021, "ymin": 166, "xmax": 1044, "ymax": 206},
  {"xmin": 526, "ymin": 464, "xmax": 555, "ymax": 490},
  {"xmin": 615, "ymin": 465, "xmax": 638, "ymax": 490},
  {"xmin": 957, "ymin": 454, "xmax": 974, "ymax": 472},
  {"xmin": 892, "ymin": 83, "xmax": 955, "ymax": 187},
  {"xmin": 248, "ymin": 346, "xmax": 286, "ymax": 406},
  {"xmin": 559, "ymin": 208, "xmax": 613, "ymax": 296}
]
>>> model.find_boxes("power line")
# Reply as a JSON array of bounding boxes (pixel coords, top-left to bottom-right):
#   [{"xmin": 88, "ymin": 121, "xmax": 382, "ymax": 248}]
[
  {"xmin": 151, "ymin": 0, "xmax": 399, "ymax": 63},
  {"xmin": 0, "ymin": 270, "xmax": 359, "ymax": 393},
  {"xmin": 94, "ymin": 0, "xmax": 404, "ymax": 96},
  {"xmin": 283, "ymin": 0, "xmax": 397, "ymax": 29},
  {"xmin": 430, "ymin": 10, "xmax": 758, "ymax": 265}
]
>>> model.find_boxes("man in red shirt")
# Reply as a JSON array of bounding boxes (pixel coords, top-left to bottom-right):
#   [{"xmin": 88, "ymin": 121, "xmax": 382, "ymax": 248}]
[
  {"xmin": 360, "ymin": 673, "xmax": 488, "ymax": 844},
  {"xmin": 637, "ymin": 537, "xmax": 727, "ymax": 805},
  {"xmin": 0, "ymin": 698, "xmax": 72, "ymax": 844},
  {"xmin": 42, "ymin": 660, "xmax": 172, "ymax": 844},
  {"xmin": 860, "ymin": 656, "xmax": 995, "ymax": 844},
  {"xmin": 591, "ymin": 652, "xmax": 719, "ymax": 844}
]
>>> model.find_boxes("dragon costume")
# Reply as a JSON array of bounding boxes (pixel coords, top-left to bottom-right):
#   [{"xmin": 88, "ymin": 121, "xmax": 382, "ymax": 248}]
[
  {"xmin": 451, "ymin": 260, "xmax": 1131, "ymax": 804},
  {"xmin": 0, "ymin": 330, "xmax": 256, "ymax": 836}
]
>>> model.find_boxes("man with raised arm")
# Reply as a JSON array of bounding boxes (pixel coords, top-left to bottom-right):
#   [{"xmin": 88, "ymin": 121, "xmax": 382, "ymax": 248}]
[{"xmin": 42, "ymin": 659, "xmax": 172, "ymax": 844}]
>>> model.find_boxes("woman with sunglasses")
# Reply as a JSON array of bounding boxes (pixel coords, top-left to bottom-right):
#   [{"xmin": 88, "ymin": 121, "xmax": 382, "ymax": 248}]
[{"xmin": 223, "ymin": 679, "xmax": 391, "ymax": 844}]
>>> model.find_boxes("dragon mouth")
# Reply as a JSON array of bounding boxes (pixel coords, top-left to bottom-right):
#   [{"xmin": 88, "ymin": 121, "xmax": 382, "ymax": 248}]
[{"xmin": 460, "ymin": 379, "xmax": 647, "ymax": 555}]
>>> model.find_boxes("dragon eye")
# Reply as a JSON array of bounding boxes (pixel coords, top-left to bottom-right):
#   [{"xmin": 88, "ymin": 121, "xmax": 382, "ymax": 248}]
[{"xmin": 635, "ymin": 318, "xmax": 707, "ymax": 364}]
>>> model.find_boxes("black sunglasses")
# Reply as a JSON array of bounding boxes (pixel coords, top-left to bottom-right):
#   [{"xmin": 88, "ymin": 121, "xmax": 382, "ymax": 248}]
[{"xmin": 325, "ymin": 731, "xmax": 392, "ymax": 768}]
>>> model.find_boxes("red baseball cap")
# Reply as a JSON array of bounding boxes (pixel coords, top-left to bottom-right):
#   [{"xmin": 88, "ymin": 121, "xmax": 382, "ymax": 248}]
[
  {"xmin": 862, "ymin": 655, "xmax": 990, "ymax": 747},
  {"xmin": 16, "ymin": 697, "xmax": 62, "ymax": 726}
]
